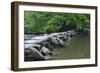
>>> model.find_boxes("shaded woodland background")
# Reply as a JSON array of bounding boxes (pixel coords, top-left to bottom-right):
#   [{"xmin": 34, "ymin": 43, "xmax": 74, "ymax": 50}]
[{"xmin": 24, "ymin": 11, "xmax": 90, "ymax": 34}]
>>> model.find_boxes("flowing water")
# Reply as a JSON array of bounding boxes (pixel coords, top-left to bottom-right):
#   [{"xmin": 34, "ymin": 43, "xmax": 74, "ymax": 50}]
[
  {"xmin": 51, "ymin": 35, "xmax": 90, "ymax": 60},
  {"xmin": 25, "ymin": 34, "xmax": 90, "ymax": 61}
]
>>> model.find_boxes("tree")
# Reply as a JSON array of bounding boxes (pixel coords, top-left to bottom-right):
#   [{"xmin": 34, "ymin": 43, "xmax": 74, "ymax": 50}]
[{"xmin": 24, "ymin": 11, "xmax": 90, "ymax": 34}]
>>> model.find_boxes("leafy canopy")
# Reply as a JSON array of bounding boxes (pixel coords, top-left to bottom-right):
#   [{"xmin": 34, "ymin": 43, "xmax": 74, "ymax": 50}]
[{"xmin": 24, "ymin": 11, "xmax": 90, "ymax": 34}]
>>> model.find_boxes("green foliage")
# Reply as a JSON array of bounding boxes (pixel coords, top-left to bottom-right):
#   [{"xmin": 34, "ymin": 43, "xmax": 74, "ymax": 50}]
[{"xmin": 24, "ymin": 11, "xmax": 90, "ymax": 34}]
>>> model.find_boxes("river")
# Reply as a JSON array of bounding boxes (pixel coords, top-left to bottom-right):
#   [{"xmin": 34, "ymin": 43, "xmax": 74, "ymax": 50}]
[
  {"xmin": 24, "ymin": 33, "xmax": 90, "ymax": 61},
  {"xmin": 51, "ymin": 35, "xmax": 90, "ymax": 60}
]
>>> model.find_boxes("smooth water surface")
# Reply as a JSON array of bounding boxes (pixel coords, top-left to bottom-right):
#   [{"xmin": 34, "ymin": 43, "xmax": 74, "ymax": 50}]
[{"xmin": 52, "ymin": 35, "xmax": 90, "ymax": 60}]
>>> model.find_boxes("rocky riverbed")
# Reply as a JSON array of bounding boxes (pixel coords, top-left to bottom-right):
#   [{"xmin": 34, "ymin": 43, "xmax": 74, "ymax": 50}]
[{"xmin": 24, "ymin": 30, "xmax": 90, "ymax": 61}]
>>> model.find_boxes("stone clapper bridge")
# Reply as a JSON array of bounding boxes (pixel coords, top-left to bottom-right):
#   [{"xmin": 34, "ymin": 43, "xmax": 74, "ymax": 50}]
[{"xmin": 24, "ymin": 30, "xmax": 77, "ymax": 61}]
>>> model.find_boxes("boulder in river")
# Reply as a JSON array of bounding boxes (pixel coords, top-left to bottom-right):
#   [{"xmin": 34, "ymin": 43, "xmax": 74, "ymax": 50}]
[
  {"xmin": 24, "ymin": 44, "xmax": 51, "ymax": 61},
  {"xmin": 56, "ymin": 37, "xmax": 64, "ymax": 47}
]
